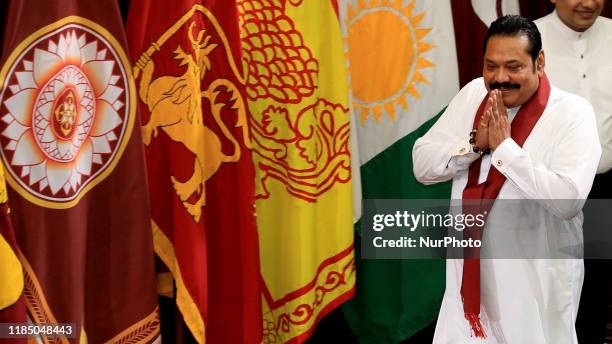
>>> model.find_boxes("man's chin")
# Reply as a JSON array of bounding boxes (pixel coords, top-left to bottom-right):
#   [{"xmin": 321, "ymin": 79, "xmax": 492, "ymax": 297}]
[{"xmin": 501, "ymin": 94, "xmax": 518, "ymax": 108}]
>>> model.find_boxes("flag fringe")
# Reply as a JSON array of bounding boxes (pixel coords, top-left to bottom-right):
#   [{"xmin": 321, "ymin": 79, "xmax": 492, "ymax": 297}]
[{"xmin": 465, "ymin": 313, "xmax": 487, "ymax": 339}]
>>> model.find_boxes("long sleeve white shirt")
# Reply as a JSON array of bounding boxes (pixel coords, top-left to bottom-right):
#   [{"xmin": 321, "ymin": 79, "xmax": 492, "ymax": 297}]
[
  {"xmin": 536, "ymin": 11, "xmax": 612, "ymax": 174},
  {"xmin": 412, "ymin": 78, "xmax": 600, "ymax": 344}
]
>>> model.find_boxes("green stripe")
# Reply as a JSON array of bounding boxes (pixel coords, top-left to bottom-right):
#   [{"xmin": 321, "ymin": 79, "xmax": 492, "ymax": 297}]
[
  {"xmin": 343, "ymin": 109, "xmax": 450, "ymax": 343},
  {"xmin": 360, "ymin": 109, "xmax": 451, "ymax": 200}
]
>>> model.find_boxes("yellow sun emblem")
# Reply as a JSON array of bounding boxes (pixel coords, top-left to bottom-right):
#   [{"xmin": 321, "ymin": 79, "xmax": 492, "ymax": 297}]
[{"xmin": 345, "ymin": 0, "xmax": 435, "ymax": 124}]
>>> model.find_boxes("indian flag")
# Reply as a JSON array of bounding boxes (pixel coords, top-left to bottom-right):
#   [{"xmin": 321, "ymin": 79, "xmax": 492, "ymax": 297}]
[{"xmin": 340, "ymin": 0, "xmax": 459, "ymax": 342}]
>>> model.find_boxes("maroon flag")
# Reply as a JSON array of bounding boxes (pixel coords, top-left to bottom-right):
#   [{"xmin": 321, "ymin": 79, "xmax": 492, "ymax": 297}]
[
  {"xmin": 451, "ymin": 0, "xmax": 520, "ymax": 86},
  {"xmin": 0, "ymin": 1, "xmax": 159, "ymax": 342}
]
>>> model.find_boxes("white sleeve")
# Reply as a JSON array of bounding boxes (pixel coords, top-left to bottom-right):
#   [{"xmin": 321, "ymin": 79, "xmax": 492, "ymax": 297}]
[
  {"xmin": 413, "ymin": 81, "xmax": 483, "ymax": 185},
  {"xmin": 596, "ymin": 112, "xmax": 612, "ymax": 173},
  {"xmin": 491, "ymin": 98, "xmax": 601, "ymax": 219}
]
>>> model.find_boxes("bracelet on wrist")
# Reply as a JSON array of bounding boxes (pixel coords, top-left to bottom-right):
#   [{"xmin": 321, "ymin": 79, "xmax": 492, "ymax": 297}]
[{"xmin": 469, "ymin": 129, "xmax": 491, "ymax": 155}]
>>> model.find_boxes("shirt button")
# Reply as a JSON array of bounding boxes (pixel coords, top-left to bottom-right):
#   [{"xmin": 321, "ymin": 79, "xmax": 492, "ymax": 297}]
[
  {"xmin": 495, "ymin": 160, "xmax": 503, "ymax": 167},
  {"xmin": 580, "ymin": 54, "xmax": 584, "ymax": 59},
  {"xmin": 459, "ymin": 148, "xmax": 466, "ymax": 154},
  {"xmin": 583, "ymin": 74, "xmax": 586, "ymax": 78}
]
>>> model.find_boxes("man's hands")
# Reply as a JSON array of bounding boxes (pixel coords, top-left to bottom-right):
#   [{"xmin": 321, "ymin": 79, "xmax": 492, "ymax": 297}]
[
  {"xmin": 474, "ymin": 96, "xmax": 492, "ymax": 149},
  {"xmin": 488, "ymin": 89, "xmax": 511, "ymax": 150},
  {"xmin": 474, "ymin": 89, "xmax": 511, "ymax": 152}
]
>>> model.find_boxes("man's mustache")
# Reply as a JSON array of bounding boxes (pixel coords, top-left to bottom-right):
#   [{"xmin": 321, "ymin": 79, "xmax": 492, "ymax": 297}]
[{"xmin": 490, "ymin": 82, "xmax": 520, "ymax": 90}]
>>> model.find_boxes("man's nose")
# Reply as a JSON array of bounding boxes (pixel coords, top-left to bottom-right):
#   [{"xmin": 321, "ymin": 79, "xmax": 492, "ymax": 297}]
[
  {"xmin": 494, "ymin": 68, "xmax": 510, "ymax": 82},
  {"xmin": 580, "ymin": 0, "xmax": 596, "ymax": 10}
]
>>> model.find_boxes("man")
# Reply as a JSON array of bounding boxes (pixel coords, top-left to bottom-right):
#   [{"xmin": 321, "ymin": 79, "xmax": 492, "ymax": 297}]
[
  {"xmin": 535, "ymin": 0, "xmax": 611, "ymax": 175},
  {"xmin": 535, "ymin": 2, "xmax": 612, "ymax": 342},
  {"xmin": 413, "ymin": 15, "xmax": 600, "ymax": 343}
]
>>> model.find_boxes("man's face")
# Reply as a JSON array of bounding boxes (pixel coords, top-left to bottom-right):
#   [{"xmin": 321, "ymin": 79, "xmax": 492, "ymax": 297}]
[
  {"xmin": 483, "ymin": 35, "xmax": 544, "ymax": 108},
  {"xmin": 552, "ymin": 0, "xmax": 605, "ymax": 32}
]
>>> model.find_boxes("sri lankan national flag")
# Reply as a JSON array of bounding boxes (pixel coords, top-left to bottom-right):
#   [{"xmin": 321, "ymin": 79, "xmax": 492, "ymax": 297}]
[
  {"xmin": 0, "ymin": 1, "xmax": 159, "ymax": 342},
  {"xmin": 238, "ymin": 0, "xmax": 356, "ymax": 342},
  {"xmin": 127, "ymin": 1, "xmax": 262, "ymax": 343}
]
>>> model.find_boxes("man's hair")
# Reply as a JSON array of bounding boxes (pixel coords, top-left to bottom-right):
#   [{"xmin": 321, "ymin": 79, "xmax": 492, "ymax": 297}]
[{"xmin": 483, "ymin": 15, "xmax": 542, "ymax": 63}]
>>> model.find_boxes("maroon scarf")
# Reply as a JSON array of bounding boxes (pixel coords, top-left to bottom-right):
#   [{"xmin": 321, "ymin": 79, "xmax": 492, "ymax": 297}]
[{"xmin": 460, "ymin": 73, "xmax": 551, "ymax": 338}]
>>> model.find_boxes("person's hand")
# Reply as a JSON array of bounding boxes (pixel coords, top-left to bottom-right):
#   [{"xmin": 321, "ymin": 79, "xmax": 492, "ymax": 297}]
[
  {"xmin": 474, "ymin": 96, "xmax": 492, "ymax": 149},
  {"xmin": 488, "ymin": 89, "xmax": 511, "ymax": 150}
]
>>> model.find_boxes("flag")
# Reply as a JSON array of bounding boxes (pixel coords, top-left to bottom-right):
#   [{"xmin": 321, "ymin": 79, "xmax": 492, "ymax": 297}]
[
  {"xmin": 0, "ymin": 1, "xmax": 159, "ymax": 342},
  {"xmin": 0, "ymin": 164, "xmax": 23, "ymax": 311},
  {"xmin": 339, "ymin": 1, "xmax": 458, "ymax": 342},
  {"xmin": 452, "ymin": 0, "xmax": 519, "ymax": 86},
  {"xmin": 127, "ymin": 1, "xmax": 262, "ymax": 343},
  {"xmin": 238, "ymin": 0, "xmax": 356, "ymax": 342},
  {"xmin": 0, "ymin": 231, "xmax": 22, "ymax": 310},
  {"xmin": 0, "ymin": 162, "xmax": 27, "ymax": 344}
]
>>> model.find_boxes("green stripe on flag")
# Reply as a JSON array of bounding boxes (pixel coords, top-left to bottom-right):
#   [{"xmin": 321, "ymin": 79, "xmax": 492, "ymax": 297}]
[{"xmin": 343, "ymin": 110, "xmax": 450, "ymax": 343}]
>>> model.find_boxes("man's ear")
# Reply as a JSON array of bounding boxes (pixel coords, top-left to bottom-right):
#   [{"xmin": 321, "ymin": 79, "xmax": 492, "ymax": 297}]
[{"xmin": 537, "ymin": 50, "xmax": 545, "ymax": 76}]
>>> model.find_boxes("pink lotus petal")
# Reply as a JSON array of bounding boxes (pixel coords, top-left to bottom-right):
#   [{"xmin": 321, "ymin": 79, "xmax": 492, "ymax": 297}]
[
  {"xmin": 76, "ymin": 141, "xmax": 93, "ymax": 176},
  {"xmin": 4, "ymin": 89, "xmax": 36, "ymax": 126},
  {"xmin": 15, "ymin": 72, "xmax": 37, "ymax": 90},
  {"xmin": 46, "ymin": 160, "xmax": 72, "ymax": 194},
  {"xmin": 100, "ymin": 85, "xmax": 123, "ymax": 104},
  {"xmin": 91, "ymin": 100, "xmax": 121, "ymax": 136},
  {"xmin": 11, "ymin": 133, "xmax": 44, "ymax": 166},
  {"xmin": 81, "ymin": 41, "xmax": 98, "ymax": 65},
  {"xmin": 56, "ymin": 34, "xmax": 68, "ymax": 59},
  {"xmin": 63, "ymin": 31, "xmax": 81, "ymax": 66},
  {"xmin": 90, "ymin": 135, "xmax": 111, "ymax": 154},
  {"xmin": 82, "ymin": 60, "xmax": 114, "ymax": 96},
  {"xmin": 33, "ymin": 48, "xmax": 63, "ymax": 87},
  {"xmin": 29, "ymin": 162, "xmax": 46, "ymax": 184},
  {"xmin": 2, "ymin": 120, "xmax": 28, "ymax": 141}
]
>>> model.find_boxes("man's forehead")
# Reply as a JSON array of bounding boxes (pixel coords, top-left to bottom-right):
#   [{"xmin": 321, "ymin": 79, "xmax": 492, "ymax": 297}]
[
  {"xmin": 484, "ymin": 57, "xmax": 524, "ymax": 65},
  {"xmin": 484, "ymin": 35, "xmax": 531, "ymax": 60}
]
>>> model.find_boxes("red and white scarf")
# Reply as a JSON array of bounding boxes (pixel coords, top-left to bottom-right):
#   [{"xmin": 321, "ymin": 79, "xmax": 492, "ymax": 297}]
[{"xmin": 461, "ymin": 73, "xmax": 551, "ymax": 338}]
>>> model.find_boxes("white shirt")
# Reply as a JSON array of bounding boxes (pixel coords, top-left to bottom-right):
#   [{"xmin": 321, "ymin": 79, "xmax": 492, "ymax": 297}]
[
  {"xmin": 412, "ymin": 78, "xmax": 600, "ymax": 343},
  {"xmin": 536, "ymin": 11, "xmax": 612, "ymax": 174}
]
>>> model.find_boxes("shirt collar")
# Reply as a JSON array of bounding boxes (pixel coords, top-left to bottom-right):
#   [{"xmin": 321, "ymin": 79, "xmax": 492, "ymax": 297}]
[
  {"xmin": 507, "ymin": 106, "xmax": 520, "ymax": 123},
  {"xmin": 550, "ymin": 9, "xmax": 597, "ymax": 41}
]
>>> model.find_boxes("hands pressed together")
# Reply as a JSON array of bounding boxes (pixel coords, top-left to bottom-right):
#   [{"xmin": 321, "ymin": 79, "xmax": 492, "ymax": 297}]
[{"xmin": 474, "ymin": 89, "xmax": 511, "ymax": 152}]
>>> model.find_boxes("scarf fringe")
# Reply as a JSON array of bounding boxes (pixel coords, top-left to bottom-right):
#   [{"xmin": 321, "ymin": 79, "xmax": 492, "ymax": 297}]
[{"xmin": 465, "ymin": 313, "xmax": 487, "ymax": 339}]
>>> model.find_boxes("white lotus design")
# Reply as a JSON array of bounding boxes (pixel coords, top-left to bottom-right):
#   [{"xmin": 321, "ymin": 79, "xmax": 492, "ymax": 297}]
[{"xmin": 2, "ymin": 29, "xmax": 125, "ymax": 197}]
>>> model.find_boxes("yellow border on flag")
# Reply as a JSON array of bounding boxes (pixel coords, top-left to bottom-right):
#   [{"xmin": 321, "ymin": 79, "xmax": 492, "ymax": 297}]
[{"xmin": 151, "ymin": 220, "xmax": 206, "ymax": 344}]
